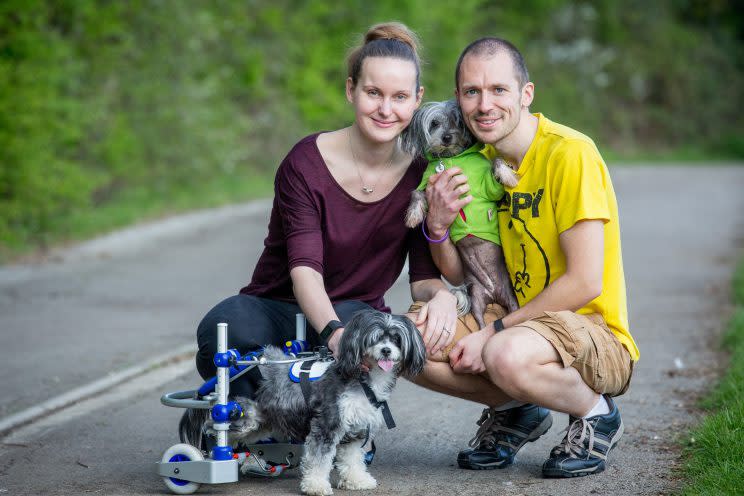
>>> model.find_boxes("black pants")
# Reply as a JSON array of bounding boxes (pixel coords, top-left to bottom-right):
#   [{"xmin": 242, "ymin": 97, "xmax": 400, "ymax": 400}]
[{"xmin": 195, "ymin": 294, "xmax": 372, "ymax": 397}]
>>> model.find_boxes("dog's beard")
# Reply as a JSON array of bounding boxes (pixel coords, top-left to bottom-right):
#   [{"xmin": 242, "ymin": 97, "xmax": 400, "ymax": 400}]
[{"xmin": 428, "ymin": 143, "xmax": 469, "ymax": 158}]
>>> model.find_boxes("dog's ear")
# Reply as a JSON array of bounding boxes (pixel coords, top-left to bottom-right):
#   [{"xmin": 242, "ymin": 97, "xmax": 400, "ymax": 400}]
[
  {"xmin": 400, "ymin": 107, "xmax": 421, "ymax": 157},
  {"xmin": 447, "ymin": 98, "xmax": 476, "ymax": 147},
  {"xmin": 393, "ymin": 315, "xmax": 427, "ymax": 378},
  {"xmin": 400, "ymin": 105, "xmax": 427, "ymax": 157},
  {"xmin": 336, "ymin": 312, "xmax": 366, "ymax": 380}
]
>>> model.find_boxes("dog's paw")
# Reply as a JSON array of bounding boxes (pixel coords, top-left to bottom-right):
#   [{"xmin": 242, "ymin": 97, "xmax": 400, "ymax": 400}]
[
  {"xmin": 300, "ymin": 476, "xmax": 334, "ymax": 496},
  {"xmin": 230, "ymin": 415, "xmax": 259, "ymax": 434},
  {"xmin": 337, "ymin": 472, "xmax": 377, "ymax": 491},
  {"xmin": 404, "ymin": 191, "xmax": 427, "ymax": 228},
  {"xmin": 493, "ymin": 158, "xmax": 519, "ymax": 188}
]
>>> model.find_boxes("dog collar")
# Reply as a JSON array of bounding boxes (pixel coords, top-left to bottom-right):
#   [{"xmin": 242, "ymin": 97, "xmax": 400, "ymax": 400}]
[{"xmin": 358, "ymin": 380, "xmax": 396, "ymax": 429}]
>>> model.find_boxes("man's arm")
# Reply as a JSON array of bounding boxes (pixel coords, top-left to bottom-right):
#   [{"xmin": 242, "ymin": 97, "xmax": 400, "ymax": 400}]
[
  {"xmin": 449, "ymin": 219, "xmax": 605, "ymax": 373},
  {"xmin": 501, "ymin": 218, "xmax": 604, "ymax": 328}
]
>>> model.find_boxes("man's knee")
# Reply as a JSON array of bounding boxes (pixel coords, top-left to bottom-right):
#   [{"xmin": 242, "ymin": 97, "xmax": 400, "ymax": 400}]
[{"xmin": 482, "ymin": 334, "xmax": 528, "ymax": 388}]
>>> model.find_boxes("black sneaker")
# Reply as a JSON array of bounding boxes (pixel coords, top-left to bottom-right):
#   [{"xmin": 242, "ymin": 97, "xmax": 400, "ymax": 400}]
[
  {"xmin": 457, "ymin": 403, "xmax": 553, "ymax": 470},
  {"xmin": 542, "ymin": 395, "xmax": 624, "ymax": 478}
]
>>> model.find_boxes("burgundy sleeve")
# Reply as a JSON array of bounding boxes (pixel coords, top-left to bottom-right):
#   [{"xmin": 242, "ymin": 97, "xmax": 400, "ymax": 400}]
[
  {"xmin": 274, "ymin": 156, "xmax": 324, "ymax": 274},
  {"xmin": 407, "ymin": 224, "xmax": 441, "ymax": 283}
]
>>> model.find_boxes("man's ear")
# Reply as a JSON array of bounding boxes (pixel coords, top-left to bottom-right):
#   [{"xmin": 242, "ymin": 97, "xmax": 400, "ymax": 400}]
[{"xmin": 521, "ymin": 82, "xmax": 535, "ymax": 108}]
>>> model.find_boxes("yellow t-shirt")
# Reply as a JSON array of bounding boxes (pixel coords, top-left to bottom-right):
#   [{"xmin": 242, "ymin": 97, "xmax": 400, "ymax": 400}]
[{"xmin": 485, "ymin": 114, "xmax": 639, "ymax": 361}]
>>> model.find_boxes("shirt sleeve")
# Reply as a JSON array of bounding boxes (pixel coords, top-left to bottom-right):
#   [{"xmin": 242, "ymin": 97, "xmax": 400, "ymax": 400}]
[
  {"xmin": 550, "ymin": 140, "xmax": 611, "ymax": 233},
  {"xmin": 274, "ymin": 154, "xmax": 324, "ymax": 274},
  {"xmin": 407, "ymin": 224, "xmax": 441, "ymax": 283}
]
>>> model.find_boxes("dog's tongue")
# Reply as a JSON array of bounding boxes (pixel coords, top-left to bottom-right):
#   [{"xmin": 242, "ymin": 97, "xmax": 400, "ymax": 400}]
[{"xmin": 378, "ymin": 359, "xmax": 394, "ymax": 372}]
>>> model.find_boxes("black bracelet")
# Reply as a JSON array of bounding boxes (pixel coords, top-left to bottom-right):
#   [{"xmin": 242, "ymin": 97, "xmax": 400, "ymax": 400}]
[
  {"xmin": 320, "ymin": 320, "xmax": 343, "ymax": 343},
  {"xmin": 492, "ymin": 319, "xmax": 505, "ymax": 332}
]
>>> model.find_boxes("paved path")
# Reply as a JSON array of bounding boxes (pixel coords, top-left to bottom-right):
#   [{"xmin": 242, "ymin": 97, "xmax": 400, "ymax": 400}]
[{"xmin": 0, "ymin": 165, "xmax": 742, "ymax": 495}]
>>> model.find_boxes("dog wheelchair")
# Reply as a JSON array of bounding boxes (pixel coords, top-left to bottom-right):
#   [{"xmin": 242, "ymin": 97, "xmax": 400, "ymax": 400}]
[{"xmin": 156, "ymin": 315, "xmax": 330, "ymax": 494}]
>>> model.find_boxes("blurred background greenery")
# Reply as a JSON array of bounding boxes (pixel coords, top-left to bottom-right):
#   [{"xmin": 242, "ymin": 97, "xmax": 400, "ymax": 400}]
[{"xmin": 1, "ymin": 0, "xmax": 742, "ymax": 259}]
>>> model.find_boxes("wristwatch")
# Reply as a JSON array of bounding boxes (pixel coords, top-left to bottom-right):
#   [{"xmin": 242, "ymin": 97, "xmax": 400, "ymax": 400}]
[{"xmin": 320, "ymin": 319, "xmax": 343, "ymax": 344}]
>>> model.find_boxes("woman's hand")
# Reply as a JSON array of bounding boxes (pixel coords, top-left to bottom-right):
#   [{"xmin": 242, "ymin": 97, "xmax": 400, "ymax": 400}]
[
  {"xmin": 326, "ymin": 327, "xmax": 344, "ymax": 355},
  {"xmin": 425, "ymin": 167, "xmax": 472, "ymax": 236},
  {"xmin": 414, "ymin": 289, "xmax": 459, "ymax": 356}
]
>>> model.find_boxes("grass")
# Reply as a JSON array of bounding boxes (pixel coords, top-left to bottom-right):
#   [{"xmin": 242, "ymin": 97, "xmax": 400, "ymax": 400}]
[
  {"xmin": 681, "ymin": 256, "xmax": 744, "ymax": 495},
  {"xmin": 1, "ymin": 145, "xmax": 742, "ymax": 265},
  {"xmin": 0, "ymin": 170, "xmax": 275, "ymax": 264},
  {"xmin": 603, "ymin": 145, "xmax": 744, "ymax": 163}
]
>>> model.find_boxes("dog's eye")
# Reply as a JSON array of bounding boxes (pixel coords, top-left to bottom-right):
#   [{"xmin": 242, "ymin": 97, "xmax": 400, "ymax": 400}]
[
  {"xmin": 391, "ymin": 334, "xmax": 402, "ymax": 347},
  {"xmin": 430, "ymin": 120, "xmax": 439, "ymax": 130}
]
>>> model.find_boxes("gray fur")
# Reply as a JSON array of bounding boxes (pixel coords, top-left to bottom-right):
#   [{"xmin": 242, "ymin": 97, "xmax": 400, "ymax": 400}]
[
  {"xmin": 402, "ymin": 98, "xmax": 520, "ymax": 325},
  {"xmin": 401, "ymin": 99, "xmax": 474, "ymax": 158},
  {"xmin": 179, "ymin": 310, "xmax": 425, "ymax": 495}
]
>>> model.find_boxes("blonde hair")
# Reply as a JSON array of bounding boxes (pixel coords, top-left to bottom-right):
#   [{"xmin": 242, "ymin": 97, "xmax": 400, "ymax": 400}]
[{"xmin": 347, "ymin": 22, "xmax": 421, "ymax": 90}]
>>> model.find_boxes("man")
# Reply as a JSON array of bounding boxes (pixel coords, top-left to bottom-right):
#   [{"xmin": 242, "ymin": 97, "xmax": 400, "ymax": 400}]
[{"xmin": 418, "ymin": 38, "xmax": 639, "ymax": 478}]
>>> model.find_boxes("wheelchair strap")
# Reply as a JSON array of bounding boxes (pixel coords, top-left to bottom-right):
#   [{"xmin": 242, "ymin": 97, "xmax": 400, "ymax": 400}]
[{"xmin": 298, "ymin": 359, "xmax": 314, "ymax": 405}]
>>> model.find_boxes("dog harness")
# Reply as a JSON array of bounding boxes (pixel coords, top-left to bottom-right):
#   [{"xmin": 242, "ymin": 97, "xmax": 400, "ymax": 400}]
[{"xmin": 292, "ymin": 360, "xmax": 397, "ymax": 431}]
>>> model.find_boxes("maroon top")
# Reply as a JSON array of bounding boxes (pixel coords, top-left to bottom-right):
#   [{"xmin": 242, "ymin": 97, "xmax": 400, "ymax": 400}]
[{"xmin": 241, "ymin": 133, "xmax": 440, "ymax": 312}]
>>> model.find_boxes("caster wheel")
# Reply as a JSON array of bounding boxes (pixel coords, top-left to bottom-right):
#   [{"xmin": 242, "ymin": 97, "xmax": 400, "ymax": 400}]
[{"xmin": 161, "ymin": 443, "xmax": 204, "ymax": 494}]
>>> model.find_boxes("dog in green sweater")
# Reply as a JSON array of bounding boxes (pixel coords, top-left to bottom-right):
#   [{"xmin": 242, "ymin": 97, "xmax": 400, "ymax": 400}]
[{"xmin": 401, "ymin": 100, "xmax": 519, "ymax": 328}]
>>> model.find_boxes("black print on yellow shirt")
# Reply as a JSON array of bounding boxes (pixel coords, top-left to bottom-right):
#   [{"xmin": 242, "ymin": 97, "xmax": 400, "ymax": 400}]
[{"xmin": 498, "ymin": 189, "xmax": 551, "ymax": 296}]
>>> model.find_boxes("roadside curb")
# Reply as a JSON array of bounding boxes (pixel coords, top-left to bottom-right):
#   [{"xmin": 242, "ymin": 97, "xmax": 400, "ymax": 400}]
[
  {"xmin": 0, "ymin": 199, "xmax": 273, "ymax": 286},
  {"xmin": 0, "ymin": 343, "xmax": 196, "ymax": 438}
]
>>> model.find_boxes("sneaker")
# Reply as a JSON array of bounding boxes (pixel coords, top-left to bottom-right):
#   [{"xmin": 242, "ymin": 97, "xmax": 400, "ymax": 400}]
[
  {"xmin": 542, "ymin": 395, "xmax": 624, "ymax": 478},
  {"xmin": 457, "ymin": 403, "xmax": 553, "ymax": 470}
]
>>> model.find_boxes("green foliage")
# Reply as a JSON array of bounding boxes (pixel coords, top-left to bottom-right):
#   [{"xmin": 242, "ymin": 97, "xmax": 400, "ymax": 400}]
[
  {"xmin": 682, "ymin": 253, "xmax": 744, "ymax": 495},
  {"xmin": 1, "ymin": 0, "xmax": 743, "ymax": 254}
]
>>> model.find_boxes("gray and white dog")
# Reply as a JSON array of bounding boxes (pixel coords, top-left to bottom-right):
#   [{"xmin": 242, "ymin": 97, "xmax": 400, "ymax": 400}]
[
  {"xmin": 181, "ymin": 310, "xmax": 425, "ymax": 496},
  {"xmin": 401, "ymin": 99, "xmax": 519, "ymax": 327}
]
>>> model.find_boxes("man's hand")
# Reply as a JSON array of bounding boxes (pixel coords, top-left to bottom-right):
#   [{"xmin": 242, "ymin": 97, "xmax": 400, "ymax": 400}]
[
  {"xmin": 425, "ymin": 167, "xmax": 472, "ymax": 236},
  {"xmin": 448, "ymin": 327, "xmax": 493, "ymax": 374}
]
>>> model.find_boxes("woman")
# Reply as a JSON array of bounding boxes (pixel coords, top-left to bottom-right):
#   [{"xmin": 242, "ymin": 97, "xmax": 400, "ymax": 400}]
[{"xmin": 193, "ymin": 22, "xmax": 459, "ymax": 399}]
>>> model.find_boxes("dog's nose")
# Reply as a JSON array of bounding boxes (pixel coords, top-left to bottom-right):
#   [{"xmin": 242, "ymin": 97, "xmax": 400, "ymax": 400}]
[
  {"xmin": 381, "ymin": 347, "xmax": 391, "ymax": 356},
  {"xmin": 442, "ymin": 133, "xmax": 452, "ymax": 145}
]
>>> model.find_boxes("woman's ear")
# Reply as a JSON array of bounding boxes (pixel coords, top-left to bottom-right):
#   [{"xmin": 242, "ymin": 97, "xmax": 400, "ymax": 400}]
[
  {"xmin": 346, "ymin": 77, "xmax": 355, "ymax": 104},
  {"xmin": 415, "ymin": 85, "xmax": 425, "ymax": 108}
]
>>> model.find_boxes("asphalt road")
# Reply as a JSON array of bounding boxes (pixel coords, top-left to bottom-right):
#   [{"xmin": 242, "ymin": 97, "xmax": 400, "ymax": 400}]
[{"xmin": 0, "ymin": 165, "xmax": 742, "ymax": 495}]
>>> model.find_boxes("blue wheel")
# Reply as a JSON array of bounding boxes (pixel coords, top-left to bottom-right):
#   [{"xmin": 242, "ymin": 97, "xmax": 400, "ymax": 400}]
[{"xmin": 161, "ymin": 443, "xmax": 203, "ymax": 494}]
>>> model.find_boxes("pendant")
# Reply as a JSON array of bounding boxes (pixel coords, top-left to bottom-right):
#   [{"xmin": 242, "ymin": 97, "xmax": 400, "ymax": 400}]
[
  {"xmin": 362, "ymin": 186, "xmax": 374, "ymax": 194},
  {"xmin": 435, "ymin": 161, "xmax": 446, "ymax": 173}
]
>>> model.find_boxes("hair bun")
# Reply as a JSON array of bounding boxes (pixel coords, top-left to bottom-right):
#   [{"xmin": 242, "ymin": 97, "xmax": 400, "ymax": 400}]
[
  {"xmin": 364, "ymin": 22, "xmax": 419, "ymax": 56},
  {"xmin": 346, "ymin": 21, "xmax": 422, "ymax": 89}
]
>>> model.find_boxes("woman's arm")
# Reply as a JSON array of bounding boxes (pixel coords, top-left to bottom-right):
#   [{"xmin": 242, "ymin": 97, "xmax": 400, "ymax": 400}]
[
  {"xmin": 290, "ymin": 266, "xmax": 346, "ymax": 353},
  {"xmin": 423, "ymin": 167, "xmax": 473, "ymax": 285},
  {"xmin": 409, "ymin": 278, "xmax": 458, "ymax": 356}
]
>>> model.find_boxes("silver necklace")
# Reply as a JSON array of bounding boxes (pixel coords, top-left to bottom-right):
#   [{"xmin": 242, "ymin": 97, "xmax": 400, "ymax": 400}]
[{"xmin": 348, "ymin": 129, "xmax": 394, "ymax": 194}]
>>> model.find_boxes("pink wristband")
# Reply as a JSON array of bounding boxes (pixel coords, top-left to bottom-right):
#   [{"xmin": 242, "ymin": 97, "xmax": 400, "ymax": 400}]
[{"xmin": 421, "ymin": 218, "xmax": 450, "ymax": 243}]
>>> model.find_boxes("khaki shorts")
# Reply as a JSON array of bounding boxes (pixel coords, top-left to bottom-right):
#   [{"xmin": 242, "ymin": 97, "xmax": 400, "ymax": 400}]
[
  {"xmin": 520, "ymin": 311, "xmax": 633, "ymax": 397},
  {"xmin": 407, "ymin": 303, "xmax": 633, "ymax": 397}
]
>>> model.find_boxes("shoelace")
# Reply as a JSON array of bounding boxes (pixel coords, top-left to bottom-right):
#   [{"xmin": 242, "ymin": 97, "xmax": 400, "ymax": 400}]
[
  {"xmin": 468, "ymin": 407, "xmax": 510, "ymax": 448},
  {"xmin": 556, "ymin": 417, "xmax": 596, "ymax": 458}
]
